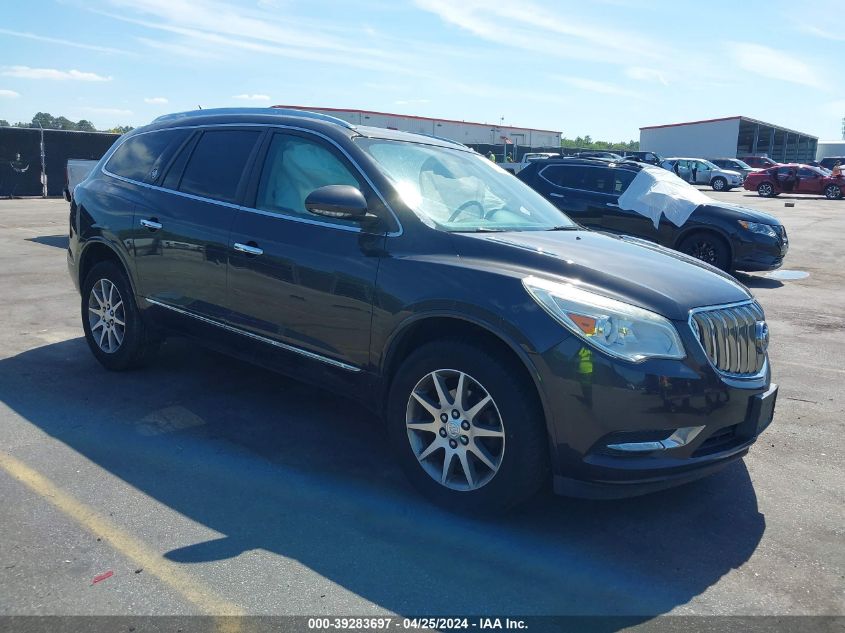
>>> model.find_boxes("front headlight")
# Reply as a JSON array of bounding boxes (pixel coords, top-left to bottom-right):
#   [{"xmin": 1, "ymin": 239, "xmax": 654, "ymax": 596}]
[
  {"xmin": 738, "ymin": 220, "xmax": 777, "ymax": 238},
  {"xmin": 522, "ymin": 276, "xmax": 686, "ymax": 362}
]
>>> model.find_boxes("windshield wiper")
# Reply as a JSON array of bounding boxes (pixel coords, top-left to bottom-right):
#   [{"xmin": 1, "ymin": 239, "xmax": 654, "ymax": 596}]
[{"xmin": 546, "ymin": 225, "xmax": 579, "ymax": 231}]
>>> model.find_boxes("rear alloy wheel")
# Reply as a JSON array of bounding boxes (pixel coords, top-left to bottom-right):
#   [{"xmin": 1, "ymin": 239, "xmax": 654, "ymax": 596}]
[
  {"xmin": 824, "ymin": 184, "xmax": 842, "ymax": 200},
  {"xmin": 387, "ymin": 340, "xmax": 547, "ymax": 513},
  {"xmin": 757, "ymin": 182, "xmax": 776, "ymax": 197},
  {"xmin": 678, "ymin": 231, "xmax": 731, "ymax": 271},
  {"xmin": 81, "ymin": 261, "xmax": 159, "ymax": 371},
  {"xmin": 711, "ymin": 177, "xmax": 727, "ymax": 191}
]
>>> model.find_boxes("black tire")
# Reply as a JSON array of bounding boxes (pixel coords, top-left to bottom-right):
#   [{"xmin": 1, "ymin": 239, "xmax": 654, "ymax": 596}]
[
  {"xmin": 386, "ymin": 339, "xmax": 548, "ymax": 514},
  {"xmin": 678, "ymin": 231, "xmax": 731, "ymax": 272},
  {"xmin": 81, "ymin": 260, "xmax": 159, "ymax": 371},
  {"xmin": 824, "ymin": 184, "xmax": 842, "ymax": 200},
  {"xmin": 711, "ymin": 177, "xmax": 727, "ymax": 191},
  {"xmin": 757, "ymin": 182, "xmax": 776, "ymax": 197}
]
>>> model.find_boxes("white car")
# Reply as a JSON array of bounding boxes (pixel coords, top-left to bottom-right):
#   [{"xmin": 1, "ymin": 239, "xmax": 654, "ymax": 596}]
[{"xmin": 662, "ymin": 157, "xmax": 744, "ymax": 191}]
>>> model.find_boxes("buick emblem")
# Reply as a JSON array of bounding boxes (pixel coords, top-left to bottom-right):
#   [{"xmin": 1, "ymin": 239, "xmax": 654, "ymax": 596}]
[{"xmin": 755, "ymin": 321, "xmax": 769, "ymax": 353}]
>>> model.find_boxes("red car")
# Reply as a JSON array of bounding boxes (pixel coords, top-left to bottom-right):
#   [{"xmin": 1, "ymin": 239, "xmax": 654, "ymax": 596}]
[
  {"xmin": 739, "ymin": 155, "xmax": 779, "ymax": 169},
  {"xmin": 743, "ymin": 163, "xmax": 844, "ymax": 199}
]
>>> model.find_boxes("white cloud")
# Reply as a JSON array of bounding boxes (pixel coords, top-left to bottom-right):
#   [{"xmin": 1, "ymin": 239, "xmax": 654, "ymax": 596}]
[
  {"xmin": 626, "ymin": 66, "xmax": 669, "ymax": 86},
  {"xmin": 96, "ymin": 0, "xmax": 411, "ymax": 73},
  {"xmin": 0, "ymin": 28, "xmax": 130, "ymax": 55},
  {"xmin": 797, "ymin": 24, "xmax": 845, "ymax": 42},
  {"xmin": 144, "ymin": 96, "xmax": 169, "ymax": 104},
  {"xmin": 1, "ymin": 66, "xmax": 112, "ymax": 81},
  {"xmin": 725, "ymin": 42, "xmax": 825, "ymax": 89},
  {"xmin": 555, "ymin": 76, "xmax": 639, "ymax": 97},
  {"xmin": 232, "ymin": 93, "xmax": 270, "ymax": 101},
  {"xmin": 414, "ymin": 0, "xmax": 662, "ymax": 66},
  {"xmin": 0, "ymin": 89, "xmax": 20, "ymax": 98},
  {"xmin": 84, "ymin": 107, "xmax": 134, "ymax": 116},
  {"xmin": 136, "ymin": 36, "xmax": 221, "ymax": 59}
]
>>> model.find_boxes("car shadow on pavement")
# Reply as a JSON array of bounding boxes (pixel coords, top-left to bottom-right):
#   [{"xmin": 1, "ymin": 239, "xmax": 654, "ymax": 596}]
[
  {"xmin": 0, "ymin": 337, "xmax": 766, "ymax": 620},
  {"xmin": 734, "ymin": 273, "xmax": 784, "ymax": 289},
  {"xmin": 25, "ymin": 234, "xmax": 69, "ymax": 249}
]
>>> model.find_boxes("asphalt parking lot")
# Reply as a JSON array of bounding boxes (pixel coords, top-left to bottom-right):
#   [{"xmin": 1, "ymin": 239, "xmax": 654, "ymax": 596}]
[{"xmin": 0, "ymin": 192, "xmax": 842, "ymax": 623}]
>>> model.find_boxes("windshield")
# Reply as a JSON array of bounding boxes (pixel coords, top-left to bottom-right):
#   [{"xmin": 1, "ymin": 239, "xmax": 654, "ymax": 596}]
[
  {"xmin": 355, "ymin": 138, "xmax": 576, "ymax": 232},
  {"xmin": 732, "ymin": 159, "xmax": 752, "ymax": 170}
]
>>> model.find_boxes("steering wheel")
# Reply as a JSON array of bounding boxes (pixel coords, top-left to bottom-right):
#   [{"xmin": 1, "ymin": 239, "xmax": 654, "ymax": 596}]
[{"xmin": 448, "ymin": 200, "xmax": 485, "ymax": 222}]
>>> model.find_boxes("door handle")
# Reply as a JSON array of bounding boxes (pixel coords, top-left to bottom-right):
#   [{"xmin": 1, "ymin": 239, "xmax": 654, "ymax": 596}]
[
  {"xmin": 549, "ymin": 192, "xmax": 566, "ymax": 199},
  {"xmin": 140, "ymin": 218, "xmax": 162, "ymax": 230},
  {"xmin": 233, "ymin": 242, "xmax": 263, "ymax": 256}
]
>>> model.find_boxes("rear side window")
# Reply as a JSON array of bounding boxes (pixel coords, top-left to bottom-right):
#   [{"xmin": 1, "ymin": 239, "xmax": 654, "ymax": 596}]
[
  {"xmin": 105, "ymin": 130, "xmax": 188, "ymax": 182},
  {"xmin": 179, "ymin": 129, "xmax": 261, "ymax": 203},
  {"xmin": 255, "ymin": 133, "xmax": 361, "ymax": 224},
  {"xmin": 541, "ymin": 165, "xmax": 586, "ymax": 189}
]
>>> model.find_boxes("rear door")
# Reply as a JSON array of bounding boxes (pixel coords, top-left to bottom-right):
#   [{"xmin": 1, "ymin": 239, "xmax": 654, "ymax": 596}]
[
  {"xmin": 133, "ymin": 127, "xmax": 263, "ymax": 321},
  {"xmin": 533, "ymin": 164, "xmax": 603, "ymax": 227}
]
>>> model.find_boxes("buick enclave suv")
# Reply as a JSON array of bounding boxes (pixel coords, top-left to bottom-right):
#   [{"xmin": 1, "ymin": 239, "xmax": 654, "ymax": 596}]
[{"xmin": 68, "ymin": 109, "xmax": 778, "ymax": 512}]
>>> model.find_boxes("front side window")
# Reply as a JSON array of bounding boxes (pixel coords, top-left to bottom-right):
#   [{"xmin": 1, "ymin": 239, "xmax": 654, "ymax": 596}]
[
  {"xmin": 255, "ymin": 134, "xmax": 361, "ymax": 224},
  {"xmin": 179, "ymin": 129, "xmax": 261, "ymax": 203},
  {"xmin": 105, "ymin": 129, "xmax": 188, "ymax": 182},
  {"xmin": 356, "ymin": 138, "xmax": 576, "ymax": 232}
]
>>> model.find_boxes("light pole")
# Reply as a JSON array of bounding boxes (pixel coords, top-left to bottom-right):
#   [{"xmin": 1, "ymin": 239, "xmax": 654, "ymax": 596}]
[{"xmin": 36, "ymin": 121, "xmax": 47, "ymax": 198}]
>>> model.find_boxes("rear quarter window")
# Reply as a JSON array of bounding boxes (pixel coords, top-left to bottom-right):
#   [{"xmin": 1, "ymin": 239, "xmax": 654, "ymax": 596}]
[{"xmin": 105, "ymin": 129, "xmax": 189, "ymax": 182}]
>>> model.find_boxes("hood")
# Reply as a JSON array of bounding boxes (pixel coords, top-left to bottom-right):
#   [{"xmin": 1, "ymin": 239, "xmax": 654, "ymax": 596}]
[
  {"xmin": 452, "ymin": 229, "xmax": 751, "ymax": 320},
  {"xmin": 700, "ymin": 201, "xmax": 781, "ymax": 225}
]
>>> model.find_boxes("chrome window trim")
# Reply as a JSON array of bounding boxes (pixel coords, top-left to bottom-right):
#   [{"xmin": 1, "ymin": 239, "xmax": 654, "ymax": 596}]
[
  {"xmin": 101, "ymin": 123, "xmax": 403, "ymax": 237},
  {"xmin": 688, "ymin": 299, "xmax": 768, "ymax": 380},
  {"xmin": 143, "ymin": 297, "xmax": 361, "ymax": 373}
]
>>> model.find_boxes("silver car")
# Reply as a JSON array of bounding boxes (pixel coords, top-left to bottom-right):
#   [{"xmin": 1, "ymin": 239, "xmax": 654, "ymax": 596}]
[{"xmin": 662, "ymin": 157, "xmax": 744, "ymax": 191}]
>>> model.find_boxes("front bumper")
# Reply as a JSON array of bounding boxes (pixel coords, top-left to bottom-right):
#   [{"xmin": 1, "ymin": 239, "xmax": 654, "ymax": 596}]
[
  {"xmin": 534, "ymin": 326, "xmax": 776, "ymax": 499},
  {"xmin": 732, "ymin": 229, "xmax": 788, "ymax": 272}
]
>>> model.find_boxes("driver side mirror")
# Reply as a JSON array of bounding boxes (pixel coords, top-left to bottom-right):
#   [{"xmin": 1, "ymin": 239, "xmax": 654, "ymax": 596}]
[{"xmin": 304, "ymin": 185, "xmax": 368, "ymax": 220}]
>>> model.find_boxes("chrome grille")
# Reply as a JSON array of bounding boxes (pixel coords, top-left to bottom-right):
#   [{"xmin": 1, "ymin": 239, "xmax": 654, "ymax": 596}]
[{"xmin": 690, "ymin": 301, "xmax": 766, "ymax": 377}]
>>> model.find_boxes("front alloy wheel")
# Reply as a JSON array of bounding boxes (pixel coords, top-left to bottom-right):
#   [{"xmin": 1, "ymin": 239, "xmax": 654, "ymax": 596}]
[
  {"xmin": 88, "ymin": 278, "xmax": 126, "ymax": 353},
  {"xmin": 824, "ymin": 184, "xmax": 842, "ymax": 200},
  {"xmin": 406, "ymin": 369, "xmax": 505, "ymax": 491},
  {"xmin": 758, "ymin": 182, "xmax": 775, "ymax": 197}
]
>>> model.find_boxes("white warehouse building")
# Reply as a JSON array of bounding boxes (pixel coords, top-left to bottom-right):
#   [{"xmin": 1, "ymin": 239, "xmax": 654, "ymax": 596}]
[
  {"xmin": 640, "ymin": 116, "xmax": 818, "ymax": 163},
  {"xmin": 273, "ymin": 105, "xmax": 562, "ymax": 154}
]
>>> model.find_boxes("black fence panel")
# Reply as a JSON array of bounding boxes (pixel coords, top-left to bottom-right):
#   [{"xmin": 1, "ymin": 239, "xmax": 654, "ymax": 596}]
[
  {"xmin": 0, "ymin": 127, "xmax": 120, "ymax": 198},
  {"xmin": 0, "ymin": 128, "xmax": 42, "ymax": 198},
  {"xmin": 43, "ymin": 130, "xmax": 120, "ymax": 196}
]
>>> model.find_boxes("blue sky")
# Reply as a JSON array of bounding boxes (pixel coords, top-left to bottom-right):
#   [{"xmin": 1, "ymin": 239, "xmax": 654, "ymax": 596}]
[{"xmin": 1, "ymin": 0, "xmax": 843, "ymax": 140}]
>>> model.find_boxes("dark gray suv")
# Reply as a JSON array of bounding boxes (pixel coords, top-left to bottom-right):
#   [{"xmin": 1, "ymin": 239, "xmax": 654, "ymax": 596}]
[{"xmin": 67, "ymin": 108, "xmax": 778, "ymax": 512}]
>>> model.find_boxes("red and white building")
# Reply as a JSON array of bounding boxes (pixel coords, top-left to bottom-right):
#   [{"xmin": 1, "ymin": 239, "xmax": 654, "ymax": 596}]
[{"xmin": 272, "ymin": 105, "xmax": 562, "ymax": 151}]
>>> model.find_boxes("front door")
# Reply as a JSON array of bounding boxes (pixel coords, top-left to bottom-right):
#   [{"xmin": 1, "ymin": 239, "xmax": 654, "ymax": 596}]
[
  {"xmin": 795, "ymin": 168, "xmax": 824, "ymax": 194},
  {"xmin": 226, "ymin": 130, "xmax": 388, "ymax": 372}
]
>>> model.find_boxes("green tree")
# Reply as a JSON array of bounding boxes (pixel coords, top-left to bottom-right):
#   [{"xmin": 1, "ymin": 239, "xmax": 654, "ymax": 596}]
[
  {"xmin": 76, "ymin": 119, "xmax": 97, "ymax": 132},
  {"xmin": 107, "ymin": 125, "xmax": 134, "ymax": 134},
  {"xmin": 0, "ymin": 119, "xmax": 9, "ymax": 127}
]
